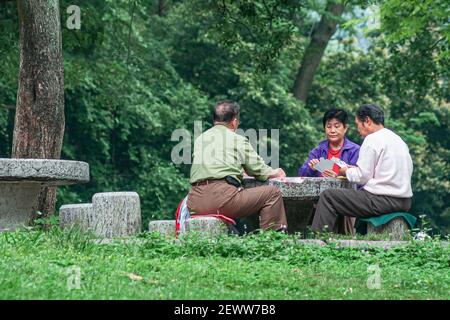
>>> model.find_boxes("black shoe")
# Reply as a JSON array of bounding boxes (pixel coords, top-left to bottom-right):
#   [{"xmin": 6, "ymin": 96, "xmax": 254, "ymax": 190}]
[
  {"xmin": 227, "ymin": 224, "xmax": 240, "ymax": 236},
  {"xmin": 275, "ymin": 225, "xmax": 288, "ymax": 233}
]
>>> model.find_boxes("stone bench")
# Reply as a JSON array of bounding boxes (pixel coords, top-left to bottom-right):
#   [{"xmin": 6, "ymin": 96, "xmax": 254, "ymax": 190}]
[
  {"xmin": 0, "ymin": 158, "xmax": 89, "ymax": 231},
  {"xmin": 148, "ymin": 217, "xmax": 229, "ymax": 238},
  {"xmin": 60, "ymin": 192, "xmax": 141, "ymax": 238}
]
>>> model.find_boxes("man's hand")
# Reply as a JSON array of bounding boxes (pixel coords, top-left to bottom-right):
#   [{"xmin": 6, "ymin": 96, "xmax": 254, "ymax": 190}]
[
  {"xmin": 339, "ymin": 165, "xmax": 355, "ymax": 177},
  {"xmin": 270, "ymin": 168, "xmax": 286, "ymax": 181},
  {"xmin": 308, "ymin": 159, "xmax": 320, "ymax": 171}
]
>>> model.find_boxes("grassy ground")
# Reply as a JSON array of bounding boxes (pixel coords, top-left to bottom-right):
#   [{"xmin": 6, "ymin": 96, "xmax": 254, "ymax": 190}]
[{"xmin": 0, "ymin": 227, "xmax": 448, "ymax": 299}]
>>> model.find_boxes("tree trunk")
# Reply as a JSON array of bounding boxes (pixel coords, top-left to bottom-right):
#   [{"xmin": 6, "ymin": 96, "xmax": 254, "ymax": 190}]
[
  {"xmin": 12, "ymin": 0, "xmax": 65, "ymax": 219},
  {"xmin": 293, "ymin": 2, "xmax": 345, "ymax": 103},
  {"xmin": 158, "ymin": 0, "xmax": 166, "ymax": 16}
]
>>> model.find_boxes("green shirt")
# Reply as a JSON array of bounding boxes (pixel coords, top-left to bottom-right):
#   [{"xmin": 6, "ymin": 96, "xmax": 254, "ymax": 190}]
[{"xmin": 189, "ymin": 124, "xmax": 273, "ymax": 184}]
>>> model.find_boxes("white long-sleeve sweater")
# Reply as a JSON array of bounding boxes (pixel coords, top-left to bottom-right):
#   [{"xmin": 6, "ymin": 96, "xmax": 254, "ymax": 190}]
[{"xmin": 346, "ymin": 128, "xmax": 413, "ymax": 198}]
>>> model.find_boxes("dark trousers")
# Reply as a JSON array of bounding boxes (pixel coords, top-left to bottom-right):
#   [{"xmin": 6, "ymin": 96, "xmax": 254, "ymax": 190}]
[
  {"xmin": 309, "ymin": 204, "xmax": 356, "ymax": 235},
  {"xmin": 312, "ymin": 188, "xmax": 412, "ymax": 233}
]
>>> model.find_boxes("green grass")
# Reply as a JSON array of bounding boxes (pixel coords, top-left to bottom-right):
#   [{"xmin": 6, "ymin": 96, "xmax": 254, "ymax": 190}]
[{"xmin": 0, "ymin": 227, "xmax": 449, "ymax": 299}]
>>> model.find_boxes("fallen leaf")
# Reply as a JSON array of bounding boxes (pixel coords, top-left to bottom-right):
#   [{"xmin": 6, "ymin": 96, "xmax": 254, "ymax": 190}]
[
  {"xmin": 127, "ymin": 273, "xmax": 143, "ymax": 281},
  {"xmin": 344, "ymin": 287, "xmax": 353, "ymax": 295},
  {"xmin": 147, "ymin": 279, "xmax": 159, "ymax": 285}
]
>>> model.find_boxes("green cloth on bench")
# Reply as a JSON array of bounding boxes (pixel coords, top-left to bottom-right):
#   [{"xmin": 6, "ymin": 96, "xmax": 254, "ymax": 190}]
[{"xmin": 360, "ymin": 212, "xmax": 417, "ymax": 229}]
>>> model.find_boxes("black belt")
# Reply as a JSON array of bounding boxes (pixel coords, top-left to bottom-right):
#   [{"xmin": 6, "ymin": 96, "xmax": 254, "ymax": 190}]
[
  {"xmin": 192, "ymin": 176, "xmax": 242, "ymax": 188},
  {"xmin": 191, "ymin": 179, "xmax": 226, "ymax": 187}
]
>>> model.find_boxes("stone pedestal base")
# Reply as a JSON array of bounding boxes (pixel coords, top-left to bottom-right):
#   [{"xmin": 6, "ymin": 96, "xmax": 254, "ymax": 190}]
[
  {"xmin": 239, "ymin": 200, "xmax": 315, "ymax": 236},
  {"xmin": 367, "ymin": 218, "xmax": 410, "ymax": 240},
  {"xmin": 242, "ymin": 177, "xmax": 356, "ymax": 235},
  {"xmin": 0, "ymin": 183, "xmax": 40, "ymax": 231}
]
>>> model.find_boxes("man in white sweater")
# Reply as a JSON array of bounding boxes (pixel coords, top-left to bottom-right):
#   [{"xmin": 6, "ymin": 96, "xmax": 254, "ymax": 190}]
[{"xmin": 312, "ymin": 104, "xmax": 413, "ymax": 234}]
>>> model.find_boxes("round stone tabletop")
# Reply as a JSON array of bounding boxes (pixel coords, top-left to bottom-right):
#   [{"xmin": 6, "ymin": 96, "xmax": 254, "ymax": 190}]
[
  {"xmin": 243, "ymin": 177, "xmax": 356, "ymax": 200},
  {"xmin": 0, "ymin": 158, "xmax": 90, "ymax": 186}
]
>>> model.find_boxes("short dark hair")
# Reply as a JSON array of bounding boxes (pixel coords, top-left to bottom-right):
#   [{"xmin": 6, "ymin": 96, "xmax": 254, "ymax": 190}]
[
  {"xmin": 322, "ymin": 108, "xmax": 348, "ymax": 128},
  {"xmin": 356, "ymin": 104, "xmax": 384, "ymax": 125},
  {"xmin": 213, "ymin": 100, "xmax": 240, "ymax": 123}
]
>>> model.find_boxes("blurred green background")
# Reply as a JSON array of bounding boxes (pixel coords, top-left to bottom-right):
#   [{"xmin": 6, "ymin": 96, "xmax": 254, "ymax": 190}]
[{"xmin": 0, "ymin": 0, "xmax": 448, "ymax": 233}]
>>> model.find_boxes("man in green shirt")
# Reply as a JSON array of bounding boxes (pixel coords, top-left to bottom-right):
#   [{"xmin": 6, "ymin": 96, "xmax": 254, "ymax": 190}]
[{"xmin": 187, "ymin": 100, "xmax": 288, "ymax": 231}]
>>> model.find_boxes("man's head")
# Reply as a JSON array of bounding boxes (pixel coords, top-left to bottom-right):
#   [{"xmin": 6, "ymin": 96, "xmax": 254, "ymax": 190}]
[
  {"xmin": 213, "ymin": 100, "xmax": 240, "ymax": 131},
  {"xmin": 355, "ymin": 104, "xmax": 385, "ymax": 138}
]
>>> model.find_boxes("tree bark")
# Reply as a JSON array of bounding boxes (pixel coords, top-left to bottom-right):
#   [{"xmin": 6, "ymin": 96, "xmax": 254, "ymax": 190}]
[
  {"xmin": 293, "ymin": 2, "xmax": 345, "ymax": 103},
  {"xmin": 158, "ymin": 0, "xmax": 166, "ymax": 16},
  {"xmin": 12, "ymin": 0, "xmax": 65, "ymax": 219}
]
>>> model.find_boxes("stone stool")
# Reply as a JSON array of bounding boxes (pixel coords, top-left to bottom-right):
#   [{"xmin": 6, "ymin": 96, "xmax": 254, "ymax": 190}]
[
  {"xmin": 148, "ymin": 220, "xmax": 175, "ymax": 238},
  {"xmin": 60, "ymin": 192, "xmax": 141, "ymax": 238},
  {"xmin": 361, "ymin": 212, "xmax": 417, "ymax": 240},
  {"xmin": 149, "ymin": 217, "xmax": 229, "ymax": 238},
  {"xmin": 59, "ymin": 203, "xmax": 93, "ymax": 231}
]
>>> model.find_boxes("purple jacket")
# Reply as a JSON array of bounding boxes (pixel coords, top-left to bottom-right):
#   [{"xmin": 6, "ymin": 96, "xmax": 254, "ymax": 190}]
[{"xmin": 298, "ymin": 137, "xmax": 360, "ymax": 177}]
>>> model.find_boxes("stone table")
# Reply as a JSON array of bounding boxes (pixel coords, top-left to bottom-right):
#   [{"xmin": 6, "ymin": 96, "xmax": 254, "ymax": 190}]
[
  {"xmin": 0, "ymin": 158, "xmax": 89, "ymax": 231},
  {"xmin": 242, "ymin": 177, "xmax": 357, "ymax": 234}
]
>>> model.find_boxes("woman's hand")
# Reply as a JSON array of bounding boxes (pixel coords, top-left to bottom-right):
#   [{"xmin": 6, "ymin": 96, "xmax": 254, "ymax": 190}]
[
  {"xmin": 308, "ymin": 159, "xmax": 320, "ymax": 171},
  {"xmin": 322, "ymin": 169, "xmax": 337, "ymax": 178}
]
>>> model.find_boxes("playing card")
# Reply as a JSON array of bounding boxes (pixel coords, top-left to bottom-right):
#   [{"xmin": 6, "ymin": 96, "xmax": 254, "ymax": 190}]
[
  {"xmin": 330, "ymin": 157, "xmax": 347, "ymax": 168},
  {"xmin": 313, "ymin": 157, "xmax": 325, "ymax": 172},
  {"xmin": 321, "ymin": 159, "xmax": 335, "ymax": 171},
  {"xmin": 314, "ymin": 157, "xmax": 334, "ymax": 173}
]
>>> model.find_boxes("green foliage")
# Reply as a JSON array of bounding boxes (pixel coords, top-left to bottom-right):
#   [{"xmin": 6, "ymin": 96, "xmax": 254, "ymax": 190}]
[
  {"xmin": 185, "ymin": 0, "xmax": 303, "ymax": 72},
  {"xmin": 59, "ymin": 0, "xmax": 211, "ymax": 225},
  {"xmin": 380, "ymin": 0, "xmax": 449, "ymax": 61},
  {"xmin": 0, "ymin": 0, "xmax": 448, "ymax": 233},
  {"xmin": 0, "ymin": 1, "xmax": 18, "ymax": 158}
]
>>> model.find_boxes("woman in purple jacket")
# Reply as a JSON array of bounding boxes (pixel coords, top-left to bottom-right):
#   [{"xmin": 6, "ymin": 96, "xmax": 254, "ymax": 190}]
[{"xmin": 298, "ymin": 108, "xmax": 360, "ymax": 234}]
